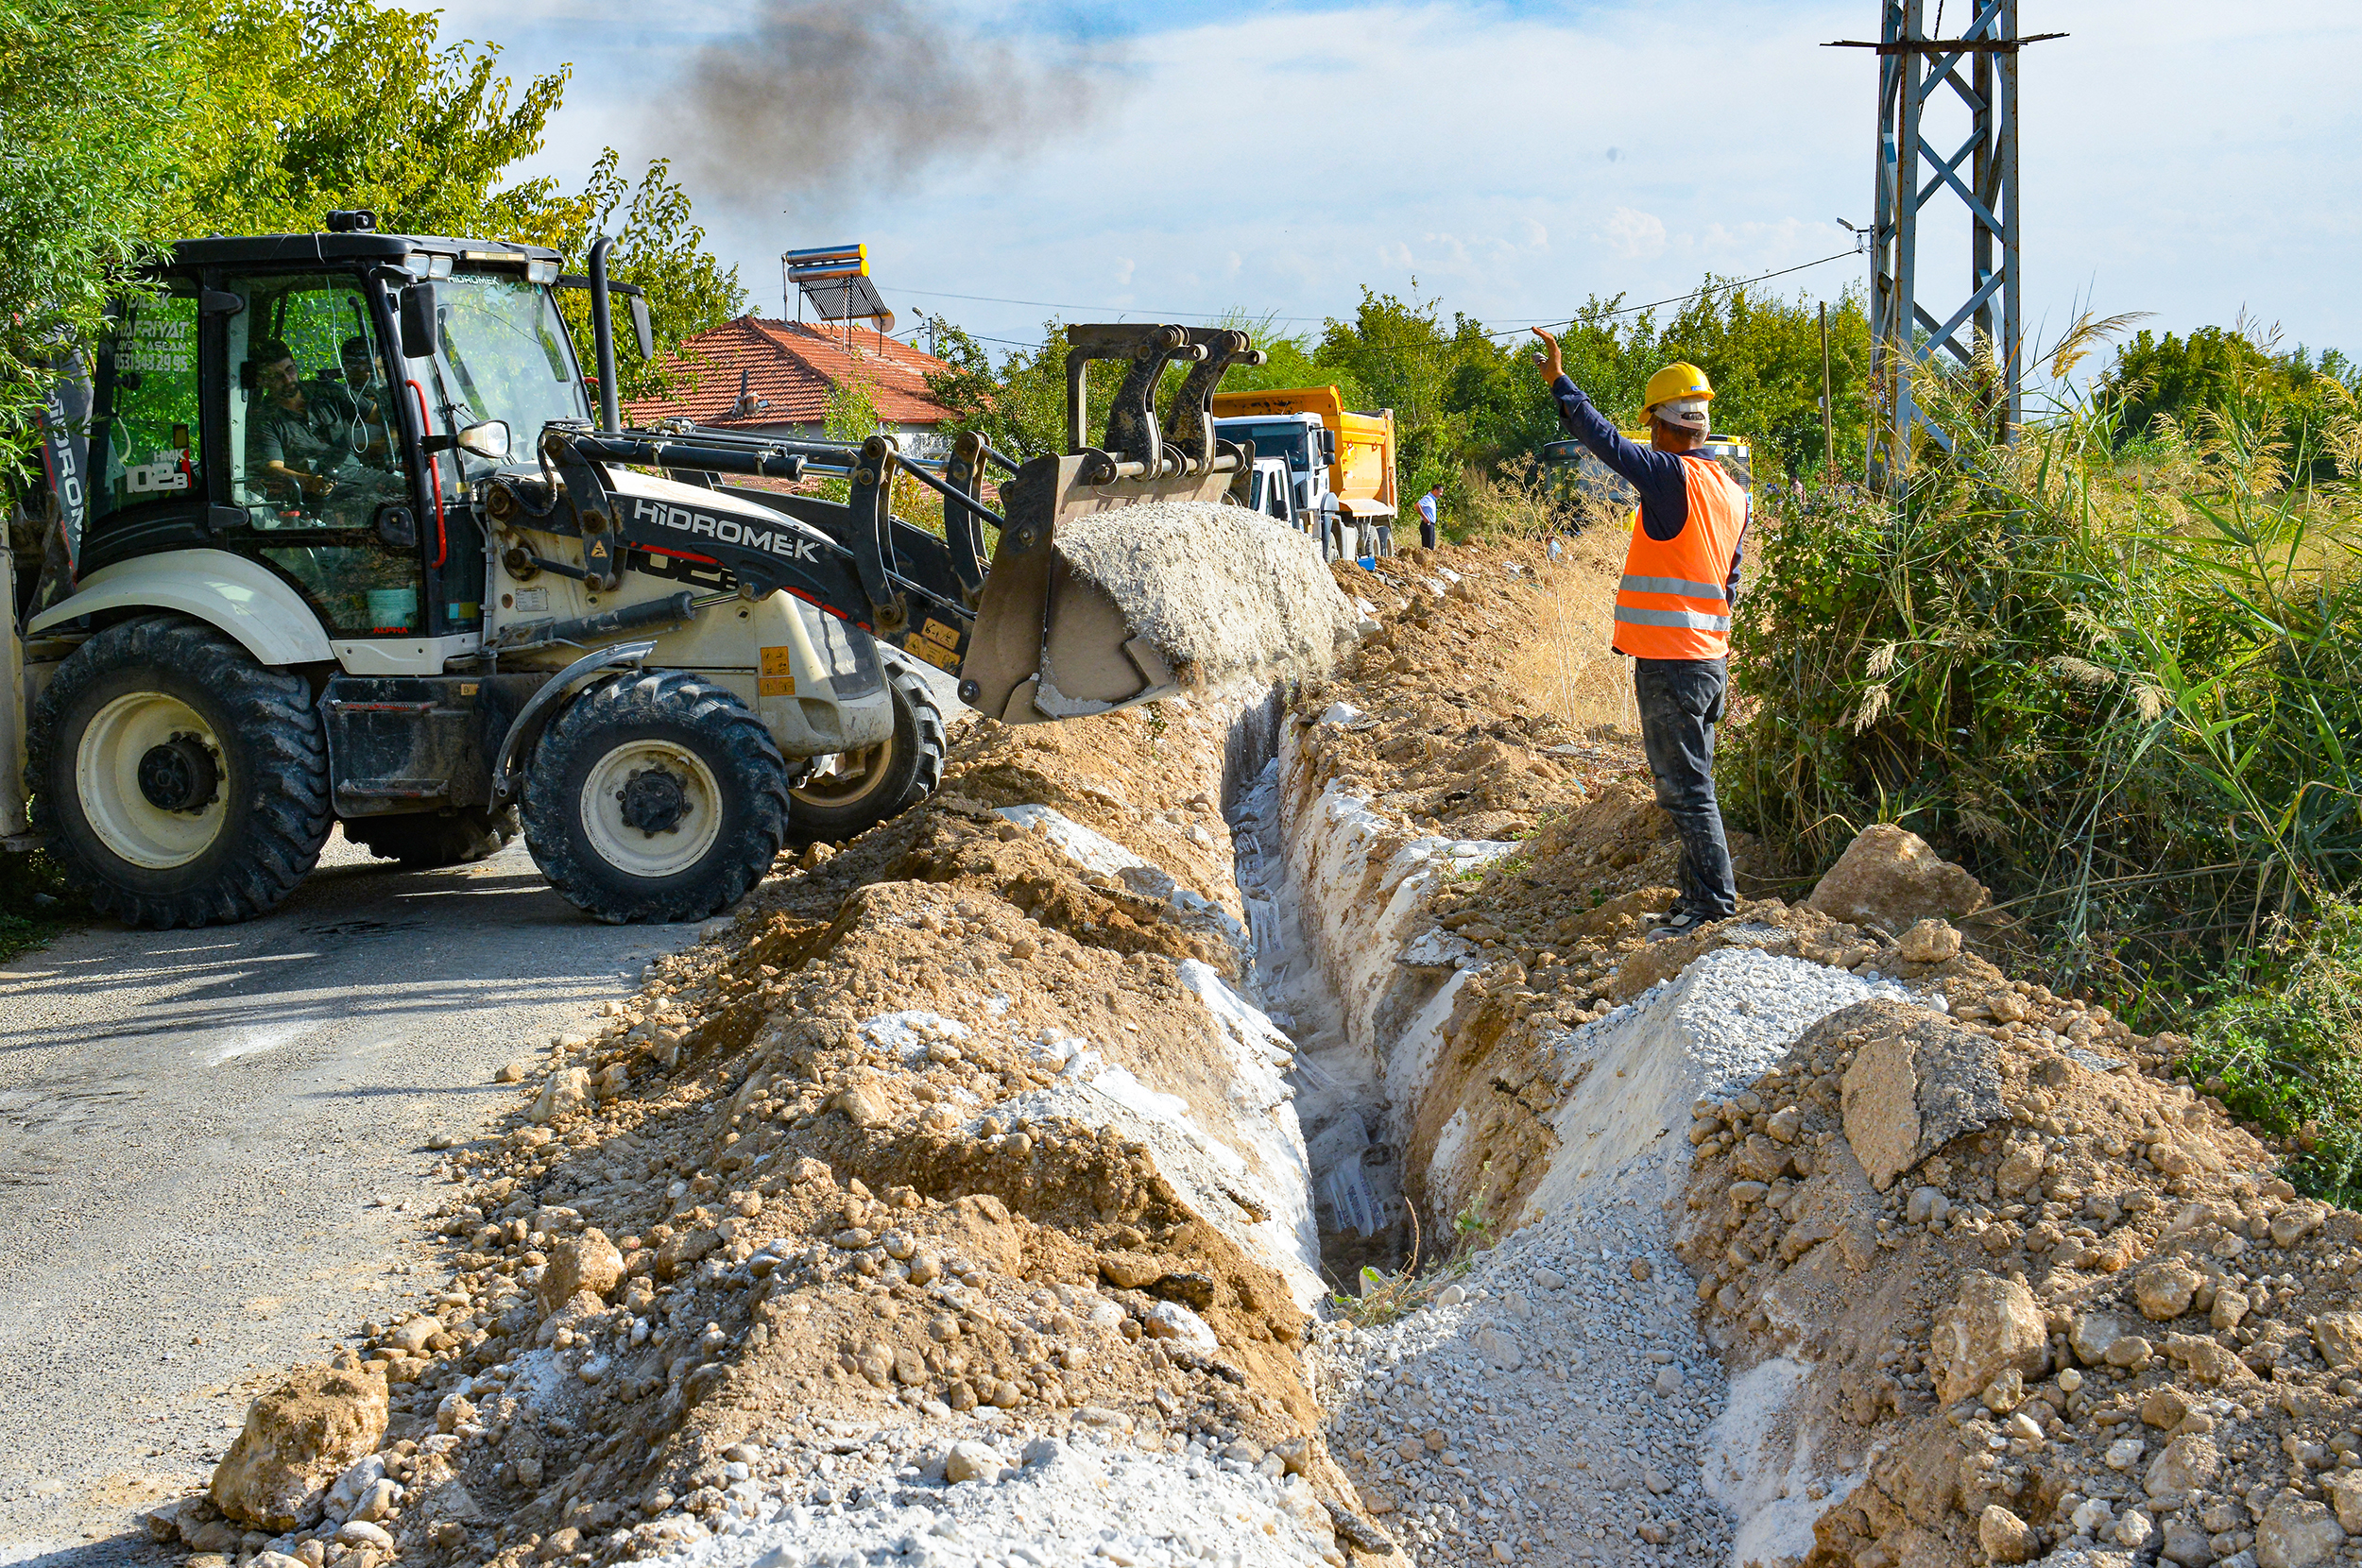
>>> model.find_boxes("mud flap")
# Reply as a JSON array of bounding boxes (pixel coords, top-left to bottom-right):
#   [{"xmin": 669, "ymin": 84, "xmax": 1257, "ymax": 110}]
[{"xmin": 959, "ymin": 453, "xmax": 1234, "ymax": 725}]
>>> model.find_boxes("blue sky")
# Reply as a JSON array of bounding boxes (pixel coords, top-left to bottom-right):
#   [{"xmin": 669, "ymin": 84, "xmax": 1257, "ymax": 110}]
[{"xmin": 433, "ymin": 0, "xmax": 2362, "ymax": 371}]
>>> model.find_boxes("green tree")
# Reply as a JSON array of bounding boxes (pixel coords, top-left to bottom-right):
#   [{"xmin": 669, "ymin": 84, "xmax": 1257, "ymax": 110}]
[
  {"xmin": 2099, "ymin": 325, "xmax": 2360, "ymax": 478},
  {"xmin": 0, "ymin": 0, "xmax": 185, "ymax": 477}
]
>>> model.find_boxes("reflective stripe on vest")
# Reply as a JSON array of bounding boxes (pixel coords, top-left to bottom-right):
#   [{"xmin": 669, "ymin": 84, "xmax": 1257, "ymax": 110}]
[{"xmin": 1612, "ymin": 453, "xmax": 1747, "ymax": 660}]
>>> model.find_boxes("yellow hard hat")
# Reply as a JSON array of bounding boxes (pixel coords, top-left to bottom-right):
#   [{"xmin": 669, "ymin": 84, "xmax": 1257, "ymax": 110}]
[{"xmin": 1643, "ymin": 362, "xmax": 1715, "ymax": 412}]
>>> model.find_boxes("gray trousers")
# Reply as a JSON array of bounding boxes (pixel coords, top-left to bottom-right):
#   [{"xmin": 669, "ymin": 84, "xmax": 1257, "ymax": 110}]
[{"xmin": 1634, "ymin": 656, "xmax": 1737, "ymax": 919}]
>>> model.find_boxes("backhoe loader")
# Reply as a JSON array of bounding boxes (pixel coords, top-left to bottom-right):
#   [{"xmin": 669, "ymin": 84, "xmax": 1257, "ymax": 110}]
[{"xmin": 3, "ymin": 214, "xmax": 1293, "ymax": 927}]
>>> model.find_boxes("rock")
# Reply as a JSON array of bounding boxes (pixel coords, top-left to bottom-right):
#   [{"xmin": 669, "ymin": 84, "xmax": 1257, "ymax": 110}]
[
  {"xmin": 2160, "ymin": 1518, "xmax": 2214, "ymax": 1566},
  {"xmin": 1979, "ymin": 1369, "xmax": 2023, "ymax": 1413},
  {"xmin": 1907, "ymin": 1185, "xmax": 1951, "ymax": 1225},
  {"xmin": 2314, "ymin": 1313, "xmax": 2362, "ymax": 1371},
  {"xmin": 1766, "ymin": 1105, "xmax": 1803, "ymax": 1144},
  {"xmin": 2115, "ymin": 1509, "xmax": 2155, "ymax": 1550},
  {"xmin": 137, "ymin": 1498, "xmax": 207, "ymax": 1543},
  {"xmin": 1806, "ymin": 823, "xmax": 1991, "ymax": 932},
  {"xmin": 210, "ymin": 1363, "xmax": 389, "ymax": 1530},
  {"xmin": 529, "ymin": 1066, "xmax": 592, "ymax": 1124},
  {"xmin": 322, "ymin": 1454, "xmax": 385, "ymax": 1525},
  {"xmin": 1979, "ymin": 1504, "xmax": 2037, "ymax": 1563},
  {"xmin": 2160, "ymin": 1331, "xmax": 2250, "ymax": 1386},
  {"xmin": 2257, "ymin": 1495, "xmax": 2346, "ymax": 1568},
  {"xmin": 1655, "ymin": 1365, "xmax": 1685, "ymax": 1397},
  {"xmin": 1839, "ymin": 1003, "xmax": 2007, "ymax": 1190},
  {"xmin": 1435, "ymin": 1285, "xmax": 1466, "ymax": 1307},
  {"xmin": 2325, "ymin": 1473, "xmax": 2362, "ymax": 1535},
  {"xmin": 2272, "ymin": 1201, "xmax": 2329, "ymax": 1249},
  {"xmin": 250, "ymin": 1553, "xmax": 307, "ymax": 1568},
  {"xmin": 1473, "ymin": 1326, "xmax": 1522, "ymax": 1371},
  {"xmin": 2105, "ymin": 1437, "xmax": 2147, "ymax": 1471},
  {"xmin": 2141, "ymin": 1387, "xmax": 2192, "ymax": 1430},
  {"xmin": 495, "ymin": 1060, "xmax": 527, "ymax": 1083},
  {"xmin": 2133, "ymin": 1258, "xmax": 2203, "ymax": 1321},
  {"xmin": 834, "ymin": 1083, "xmax": 888, "ymax": 1129},
  {"xmin": 1100, "ymin": 1253, "xmax": 1162, "ymax": 1290},
  {"xmin": 944, "ymin": 1441, "xmax": 1002, "ymax": 1484},
  {"xmin": 1896, "ymin": 918, "xmax": 1964, "ymax": 964},
  {"xmin": 1533, "ymin": 1268, "xmax": 1566, "ymax": 1290},
  {"xmin": 2104, "ymin": 1335, "xmax": 2153, "ymax": 1370},
  {"xmin": 539, "ymin": 1227, "xmax": 625, "ymax": 1309},
  {"xmin": 1929, "ymin": 1273, "xmax": 2048, "ymax": 1406},
  {"xmin": 1994, "ymin": 1140, "xmax": 2045, "ymax": 1198},
  {"xmin": 350, "ymin": 1476, "xmax": 398, "ymax": 1523},
  {"xmin": 2070, "ymin": 1311, "xmax": 2126, "ymax": 1366},
  {"xmin": 336, "ymin": 1519, "xmax": 395, "ymax": 1550},
  {"xmin": 2144, "ymin": 1435, "xmax": 2221, "ymax": 1499},
  {"xmin": 1141, "ymin": 1301, "xmax": 1218, "ymax": 1350},
  {"xmin": 2212, "ymin": 1289, "xmax": 2252, "ymax": 1331}
]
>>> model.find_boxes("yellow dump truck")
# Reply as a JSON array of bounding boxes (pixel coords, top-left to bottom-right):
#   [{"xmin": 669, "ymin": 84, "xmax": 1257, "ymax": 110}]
[{"xmin": 1210, "ymin": 386, "xmax": 1397, "ymax": 560}]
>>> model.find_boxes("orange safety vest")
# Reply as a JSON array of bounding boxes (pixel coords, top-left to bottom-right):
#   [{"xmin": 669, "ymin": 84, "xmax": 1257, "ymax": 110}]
[{"xmin": 1612, "ymin": 453, "xmax": 1749, "ymax": 660}]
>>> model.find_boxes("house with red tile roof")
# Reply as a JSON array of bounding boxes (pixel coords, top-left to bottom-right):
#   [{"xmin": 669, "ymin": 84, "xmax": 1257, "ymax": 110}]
[{"xmin": 624, "ymin": 315, "xmax": 962, "ymax": 459}]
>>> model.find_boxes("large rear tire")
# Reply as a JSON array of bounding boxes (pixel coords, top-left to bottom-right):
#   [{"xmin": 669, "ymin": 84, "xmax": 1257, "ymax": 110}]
[
  {"xmin": 522, "ymin": 670, "xmax": 789, "ymax": 925},
  {"xmin": 347, "ymin": 806, "xmax": 519, "ymax": 868},
  {"xmin": 786, "ymin": 661, "xmax": 946, "ymax": 844},
  {"xmin": 27, "ymin": 616, "xmax": 330, "ymax": 928}
]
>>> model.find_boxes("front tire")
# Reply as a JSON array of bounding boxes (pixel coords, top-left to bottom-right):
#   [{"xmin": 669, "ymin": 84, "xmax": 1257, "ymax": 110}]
[
  {"xmin": 522, "ymin": 670, "xmax": 789, "ymax": 925},
  {"xmin": 787, "ymin": 661, "xmax": 947, "ymax": 844},
  {"xmin": 347, "ymin": 806, "xmax": 519, "ymax": 868},
  {"xmin": 27, "ymin": 616, "xmax": 330, "ymax": 928}
]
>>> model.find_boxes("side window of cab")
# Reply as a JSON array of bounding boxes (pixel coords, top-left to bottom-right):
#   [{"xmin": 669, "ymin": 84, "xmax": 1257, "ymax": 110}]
[{"xmin": 94, "ymin": 287, "xmax": 204, "ymax": 519}]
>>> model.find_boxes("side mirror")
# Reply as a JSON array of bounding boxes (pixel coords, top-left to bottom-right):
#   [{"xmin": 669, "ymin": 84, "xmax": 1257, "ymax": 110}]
[
  {"xmin": 399, "ymin": 281, "xmax": 438, "ymax": 360},
  {"xmin": 375, "ymin": 503, "xmax": 417, "ymax": 550},
  {"xmin": 629, "ymin": 294, "xmax": 654, "ymax": 360},
  {"xmin": 1320, "ymin": 429, "xmax": 1338, "ymax": 463},
  {"xmin": 454, "ymin": 419, "xmax": 512, "ymax": 460}
]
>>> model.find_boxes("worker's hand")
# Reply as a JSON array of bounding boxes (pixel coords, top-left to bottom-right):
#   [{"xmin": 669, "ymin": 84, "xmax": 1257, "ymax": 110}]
[
  {"xmin": 301, "ymin": 473, "xmax": 334, "ymax": 498},
  {"xmin": 1531, "ymin": 327, "xmax": 1565, "ymax": 385}
]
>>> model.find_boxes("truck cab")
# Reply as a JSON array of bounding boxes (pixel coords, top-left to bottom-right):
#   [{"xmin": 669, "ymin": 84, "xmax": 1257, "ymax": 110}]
[{"xmin": 1210, "ymin": 386, "xmax": 1397, "ymax": 563}]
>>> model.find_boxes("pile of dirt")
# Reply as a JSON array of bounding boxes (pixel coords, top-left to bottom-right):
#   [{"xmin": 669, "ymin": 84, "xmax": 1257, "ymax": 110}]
[{"xmin": 154, "ymin": 689, "xmax": 1378, "ymax": 1568}]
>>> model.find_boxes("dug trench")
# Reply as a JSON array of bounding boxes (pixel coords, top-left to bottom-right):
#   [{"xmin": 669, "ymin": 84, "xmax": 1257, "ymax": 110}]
[{"xmin": 153, "ymin": 539, "xmax": 2362, "ymax": 1568}]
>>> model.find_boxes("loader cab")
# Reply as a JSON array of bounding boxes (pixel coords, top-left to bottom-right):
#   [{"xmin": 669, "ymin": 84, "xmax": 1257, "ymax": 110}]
[{"xmin": 79, "ymin": 232, "xmax": 584, "ymax": 672}]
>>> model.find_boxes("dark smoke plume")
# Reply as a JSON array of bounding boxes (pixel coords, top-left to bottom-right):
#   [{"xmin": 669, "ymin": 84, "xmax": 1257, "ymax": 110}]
[{"xmin": 662, "ymin": 0, "xmax": 1117, "ymax": 211}]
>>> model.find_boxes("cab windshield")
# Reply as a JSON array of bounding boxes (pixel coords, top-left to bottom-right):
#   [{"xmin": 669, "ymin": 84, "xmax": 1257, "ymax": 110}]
[{"xmin": 428, "ymin": 273, "xmax": 588, "ymax": 448}]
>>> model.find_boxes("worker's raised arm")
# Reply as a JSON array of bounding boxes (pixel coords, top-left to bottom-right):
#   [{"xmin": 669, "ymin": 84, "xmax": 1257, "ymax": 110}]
[{"xmin": 1530, "ymin": 328, "xmax": 1689, "ymax": 532}]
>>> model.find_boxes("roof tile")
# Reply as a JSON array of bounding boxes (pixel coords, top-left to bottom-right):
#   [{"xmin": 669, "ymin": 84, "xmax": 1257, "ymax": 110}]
[{"xmin": 623, "ymin": 315, "xmax": 957, "ymax": 430}]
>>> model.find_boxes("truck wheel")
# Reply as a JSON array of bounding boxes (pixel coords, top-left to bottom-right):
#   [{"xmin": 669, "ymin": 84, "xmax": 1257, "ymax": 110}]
[
  {"xmin": 787, "ymin": 662, "xmax": 946, "ymax": 844},
  {"xmin": 522, "ymin": 669, "xmax": 789, "ymax": 925},
  {"xmin": 26, "ymin": 616, "xmax": 330, "ymax": 928},
  {"xmin": 347, "ymin": 807, "xmax": 519, "ymax": 868}
]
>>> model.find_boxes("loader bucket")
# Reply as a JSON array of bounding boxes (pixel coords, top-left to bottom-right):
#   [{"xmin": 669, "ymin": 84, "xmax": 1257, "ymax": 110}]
[{"xmin": 959, "ymin": 452, "xmax": 1355, "ymax": 725}]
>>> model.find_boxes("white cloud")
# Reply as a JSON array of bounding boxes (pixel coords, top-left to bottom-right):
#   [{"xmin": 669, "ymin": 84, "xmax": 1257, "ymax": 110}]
[{"xmin": 1603, "ymin": 208, "xmax": 1668, "ymax": 262}]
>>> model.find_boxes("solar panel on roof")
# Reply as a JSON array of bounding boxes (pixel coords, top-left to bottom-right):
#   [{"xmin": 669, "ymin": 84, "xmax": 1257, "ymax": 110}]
[{"xmin": 797, "ymin": 274, "xmax": 890, "ymax": 323}]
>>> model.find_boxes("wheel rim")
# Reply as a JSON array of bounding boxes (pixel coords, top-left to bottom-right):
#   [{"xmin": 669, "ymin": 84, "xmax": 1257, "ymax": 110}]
[
  {"xmin": 579, "ymin": 740, "xmax": 724, "ymax": 878},
  {"xmin": 75, "ymin": 691, "xmax": 229, "ymax": 870},
  {"xmin": 791, "ymin": 736, "xmax": 897, "ymax": 812}
]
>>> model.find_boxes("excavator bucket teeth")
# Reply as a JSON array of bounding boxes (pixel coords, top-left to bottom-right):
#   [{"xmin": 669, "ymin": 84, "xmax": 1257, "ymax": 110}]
[{"xmin": 959, "ymin": 453, "xmax": 1352, "ymax": 725}]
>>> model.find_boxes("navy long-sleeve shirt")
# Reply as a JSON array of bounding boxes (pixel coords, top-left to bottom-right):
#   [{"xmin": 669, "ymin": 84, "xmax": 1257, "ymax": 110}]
[{"xmin": 1550, "ymin": 374, "xmax": 1745, "ymax": 604}]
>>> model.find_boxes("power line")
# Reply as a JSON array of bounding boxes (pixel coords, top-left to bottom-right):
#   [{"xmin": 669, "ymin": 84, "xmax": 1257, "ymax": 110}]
[{"xmin": 890, "ymin": 250, "xmax": 1862, "ymax": 349}]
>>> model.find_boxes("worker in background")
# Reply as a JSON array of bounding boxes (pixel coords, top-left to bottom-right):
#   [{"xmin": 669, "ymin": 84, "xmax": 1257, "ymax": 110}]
[
  {"xmin": 1415, "ymin": 484, "xmax": 1443, "ymax": 549},
  {"xmin": 1531, "ymin": 328, "xmax": 1746, "ymax": 940}
]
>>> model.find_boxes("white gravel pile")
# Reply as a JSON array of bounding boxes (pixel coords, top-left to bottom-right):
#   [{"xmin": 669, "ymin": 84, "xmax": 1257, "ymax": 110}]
[
  {"xmin": 1047, "ymin": 503, "xmax": 1357, "ymax": 698},
  {"xmin": 627, "ymin": 1426, "xmax": 1337, "ymax": 1568}
]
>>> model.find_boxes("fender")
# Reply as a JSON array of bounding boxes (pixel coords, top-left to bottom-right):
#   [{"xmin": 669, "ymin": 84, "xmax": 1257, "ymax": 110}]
[
  {"xmin": 26, "ymin": 548, "xmax": 334, "ymax": 668},
  {"xmin": 487, "ymin": 639, "xmax": 659, "ymax": 810}
]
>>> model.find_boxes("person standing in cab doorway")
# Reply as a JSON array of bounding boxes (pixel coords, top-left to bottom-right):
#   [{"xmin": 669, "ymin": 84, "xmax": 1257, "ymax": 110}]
[{"xmin": 1530, "ymin": 329, "xmax": 1747, "ymax": 940}]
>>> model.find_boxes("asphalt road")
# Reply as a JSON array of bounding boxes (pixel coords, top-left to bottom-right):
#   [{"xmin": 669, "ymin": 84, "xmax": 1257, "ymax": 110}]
[{"xmin": 0, "ymin": 830, "xmax": 716, "ymax": 1563}]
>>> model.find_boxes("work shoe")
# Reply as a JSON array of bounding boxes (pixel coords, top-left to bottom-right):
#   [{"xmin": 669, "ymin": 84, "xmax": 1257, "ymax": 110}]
[{"xmin": 1646, "ymin": 909, "xmax": 1703, "ymax": 943}]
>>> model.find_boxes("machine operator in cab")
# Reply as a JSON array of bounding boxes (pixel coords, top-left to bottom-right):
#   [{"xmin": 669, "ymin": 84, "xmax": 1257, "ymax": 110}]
[{"xmin": 1530, "ymin": 328, "xmax": 1747, "ymax": 940}]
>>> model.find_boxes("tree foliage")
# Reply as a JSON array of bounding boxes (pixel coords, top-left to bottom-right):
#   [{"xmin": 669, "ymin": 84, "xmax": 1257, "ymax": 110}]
[
  {"xmin": 2099, "ymin": 324, "xmax": 2361, "ymax": 477},
  {"xmin": 1, "ymin": 0, "xmax": 743, "ymax": 476},
  {"xmin": 0, "ymin": 0, "xmax": 183, "ymax": 474}
]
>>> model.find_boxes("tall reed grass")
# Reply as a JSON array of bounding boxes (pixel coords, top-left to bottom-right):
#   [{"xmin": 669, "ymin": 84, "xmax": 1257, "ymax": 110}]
[{"xmin": 1722, "ymin": 331, "xmax": 2362, "ymax": 1194}]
